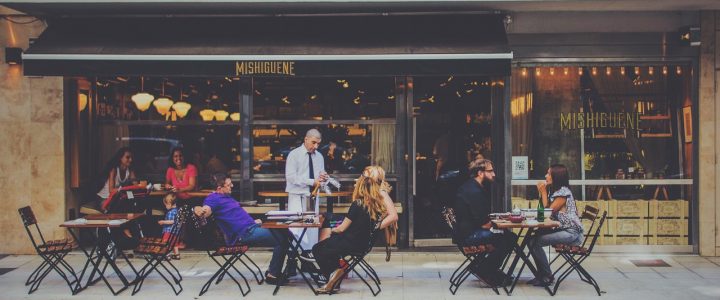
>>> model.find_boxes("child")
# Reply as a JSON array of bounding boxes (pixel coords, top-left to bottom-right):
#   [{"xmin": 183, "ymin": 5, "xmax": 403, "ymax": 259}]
[{"xmin": 159, "ymin": 193, "xmax": 181, "ymax": 259}]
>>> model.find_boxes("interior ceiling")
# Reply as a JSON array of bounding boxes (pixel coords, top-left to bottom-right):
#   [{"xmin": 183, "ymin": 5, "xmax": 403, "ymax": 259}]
[{"xmin": 4, "ymin": 1, "xmax": 720, "ymax": 17}]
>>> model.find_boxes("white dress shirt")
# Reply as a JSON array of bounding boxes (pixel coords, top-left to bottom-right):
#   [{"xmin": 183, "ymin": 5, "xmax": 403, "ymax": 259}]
[{"xmin": 285, "ymin": 145, "xmax": 325, "ymax": 195}]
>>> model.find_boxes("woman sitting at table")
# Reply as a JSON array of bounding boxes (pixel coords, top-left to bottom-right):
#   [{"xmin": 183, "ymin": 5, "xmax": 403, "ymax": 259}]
[
  {"xmin": 312, "ymin": 166, "xmax": 398, "ymax": 293},
  {"xmin": 96, "ymin": 147, "xmax": 137, "ymax": 208},
  {"xmin": 165, "ymin": 147, "xmax": 198, "ymax": 200},
  {"xmin": 527, "ymin": 164, "xmax": 584, "ymax": 287}
]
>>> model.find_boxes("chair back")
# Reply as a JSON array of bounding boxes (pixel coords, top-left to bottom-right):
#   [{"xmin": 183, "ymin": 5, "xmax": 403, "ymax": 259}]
[
  {"xmin": 585, "ymin": 211, "xmax": 607, "ymax": 253},
  {"xmin": 355, "ymin": 219, "xmax": 383, "ymax": 257},
  {"xmin": 579, "ymin": 205, "xmax": 600, "ymax": 248},
  {"xmin": 165, "ymin": 206, "xmax": 191, "ymax": 249},
  {"xmin": 18, "ymin": 206, "xmax": 46, "ymax": 250}
]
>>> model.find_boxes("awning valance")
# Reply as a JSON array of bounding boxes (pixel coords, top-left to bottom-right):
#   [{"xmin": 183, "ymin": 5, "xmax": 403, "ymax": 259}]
[{"xmin": 23, "ymin": 14, "xmax": 512, "ymax": 77}]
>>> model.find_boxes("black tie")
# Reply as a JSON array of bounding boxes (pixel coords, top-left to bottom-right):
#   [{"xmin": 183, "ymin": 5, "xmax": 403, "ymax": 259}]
[{"xmin": 308, "ymin": 152, "xmax": 315, "ymax": 193}]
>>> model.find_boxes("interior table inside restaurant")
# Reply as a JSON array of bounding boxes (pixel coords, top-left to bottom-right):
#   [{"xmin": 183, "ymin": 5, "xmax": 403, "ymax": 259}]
[
  {"xmin": 60, "ymin": 213, "xmax": 144, "ymax": 295},
  {"xmin": 491, "ymin": 214, "xmax": 560, "ymax": 296},
  {"xmin": 257, "ymin": 190, "xmax": 352, "ymax": 212},
  {"xmin": 261, "ymin": 215, "xmax": 324, "ymax": 296}
]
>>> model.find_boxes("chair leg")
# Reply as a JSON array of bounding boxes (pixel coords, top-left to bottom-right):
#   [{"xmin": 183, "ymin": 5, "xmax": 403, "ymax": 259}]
[{"xmin": 237, "ymin": 254, "xmax": 264, "ymax": 284}]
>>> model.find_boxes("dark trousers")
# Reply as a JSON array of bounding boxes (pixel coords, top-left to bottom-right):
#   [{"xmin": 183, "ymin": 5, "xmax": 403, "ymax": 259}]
[
  {"xmin": 312, "ymin": 234, "xmax": 357, "ymax": 278},
  {"xmin": 463, "ymin": 229, "xmax": 517, "ymax": 273}
]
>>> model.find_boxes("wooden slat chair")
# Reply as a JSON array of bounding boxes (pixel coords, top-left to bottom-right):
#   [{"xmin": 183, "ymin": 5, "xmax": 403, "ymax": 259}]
[
  {"xmin": 331, "ymin": 220, "xmax": 385, "ymax": 296},
  {"xmin": 18, "ymin": 206, "xmax": 80, "ymax": 294},
  {"xmin": 549, "ymin": 205, "xmax": 608, "ymax": 296},
  {"xmin": 131, "ymin": 205, "xmax": 191, "ymax": 295},
  {"xmin": 191, "ymin": 214, "xmax": 264, "ymax": 297},
  {"xmin": 441, "ymin": 207, "xmax": 499, "ymax": 295}
]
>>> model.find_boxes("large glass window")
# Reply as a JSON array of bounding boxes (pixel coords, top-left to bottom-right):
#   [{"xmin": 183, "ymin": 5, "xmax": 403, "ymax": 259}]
[{"xmin": 511, "ymin": 65, "xmax": 694, "ymax": 246}]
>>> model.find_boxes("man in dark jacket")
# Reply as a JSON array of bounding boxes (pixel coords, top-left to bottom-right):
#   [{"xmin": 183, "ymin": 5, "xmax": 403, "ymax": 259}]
[{"xmin": 453, "ymin": 158, "xmax": 516, "ymax": 286}]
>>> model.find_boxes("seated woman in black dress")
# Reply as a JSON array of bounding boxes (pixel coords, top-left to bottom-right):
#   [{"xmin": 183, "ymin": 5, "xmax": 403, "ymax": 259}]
[{"xmin": 312, "ymin": 166, "xmax": 398, "ymax": 293}]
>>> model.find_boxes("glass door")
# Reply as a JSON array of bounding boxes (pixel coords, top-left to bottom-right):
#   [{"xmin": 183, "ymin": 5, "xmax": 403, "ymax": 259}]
[{"xmin": 410, "ymin": 76, "xmax": 495, "ymax": 239}]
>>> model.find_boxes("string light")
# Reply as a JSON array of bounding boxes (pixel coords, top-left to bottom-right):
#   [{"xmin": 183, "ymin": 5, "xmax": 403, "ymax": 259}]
[
  {"xmin": 591, "ymin": 67, "xmax": 597, "ymax": 76},
  {"xmin": 620, "ymin": 67, "xmax": 626, "ymax": 75},
  {"xmin": 578, "ymin": 67, "xmax": 583, "ymax": 76},
  {"xmin": 521, "ymin": 67, "xmax": 527, "ymax": 77},
  {"xmin": 563, "ymin": 67, "xmax": 569, "ymax": 75},
  {"xmin": 606, "ymin": 67, "xmax": 612, "ymax": 76},
  {"xmin": 676, "ymin": 66, "xmax": 682, "ymax": 75},
  {"xmin": 535, "ymin": 68, "xmax": 541, "ymax": 76},
  {"xmin": 648, "ymin": 66, "xmax": 654, "ymax": 75},
  {"xmin": 662, "ymin": 66, "xmax": 668, "ymax": 75},
  {"xmin": 634, "ymin": 67, "xmax": 640, "ymax": 75},
  {"xmin": 549, "ymin": 67, "xmax": 555, "ymax": 76}
]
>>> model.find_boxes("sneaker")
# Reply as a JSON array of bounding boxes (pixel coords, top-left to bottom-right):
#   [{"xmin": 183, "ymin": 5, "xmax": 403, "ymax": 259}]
[{"xmin": 299, "ymin": 252, "xmax": 316, "ymax": 262}]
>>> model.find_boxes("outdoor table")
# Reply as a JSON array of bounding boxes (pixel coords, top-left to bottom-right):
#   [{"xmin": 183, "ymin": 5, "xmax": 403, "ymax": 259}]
[
  {"xmin": 257, "ymin": 190, "xmax": 352, "ymax": 212},
  {"xmin": 60, "ymin": 213, "xmax": 144, "ymax": 295},
  {"xmin": 261, "ymin": 218, "xmax": 323, "ymax": 296},
  {"xmin": 492, "ymin": 218, "xmax": 560, "ymax": 295}
]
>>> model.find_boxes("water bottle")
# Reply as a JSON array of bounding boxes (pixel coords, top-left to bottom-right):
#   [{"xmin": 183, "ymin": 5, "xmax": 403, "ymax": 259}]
[{"xmin": 537, "ymin": 199, "xmax": 545, "ymax": 222}]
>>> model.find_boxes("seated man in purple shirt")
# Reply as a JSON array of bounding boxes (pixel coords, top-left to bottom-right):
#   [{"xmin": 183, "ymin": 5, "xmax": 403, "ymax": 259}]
[{"xmin": 193, "ymin": 173, "xmax": 289, "ymax": 285}]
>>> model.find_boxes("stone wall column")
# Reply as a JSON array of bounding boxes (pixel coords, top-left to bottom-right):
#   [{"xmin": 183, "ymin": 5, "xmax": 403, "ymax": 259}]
[{"xmin": 699, "ymin": 10, "xmax": 718, "ymax": 256}]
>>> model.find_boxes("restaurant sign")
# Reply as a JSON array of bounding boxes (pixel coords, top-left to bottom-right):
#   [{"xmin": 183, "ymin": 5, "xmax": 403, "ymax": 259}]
[
  {"xmin": 560, "ymin": 112, "xmax": 642, "ymax": 131},
  {"xmin": 235, "ymin": 61, "xmax": 296, "ymax": 76}
]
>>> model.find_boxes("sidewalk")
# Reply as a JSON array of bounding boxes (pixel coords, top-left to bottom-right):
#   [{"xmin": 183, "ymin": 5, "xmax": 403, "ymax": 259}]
[{"xmin": 1, "ymin": 251, "xmax": 719, "ymax": 299}]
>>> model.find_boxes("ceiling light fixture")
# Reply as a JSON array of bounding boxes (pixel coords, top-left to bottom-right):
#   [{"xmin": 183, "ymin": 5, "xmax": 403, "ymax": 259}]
[{"xmin": 131, "ymin": 77, "xmax": 154, "ymax": 112}]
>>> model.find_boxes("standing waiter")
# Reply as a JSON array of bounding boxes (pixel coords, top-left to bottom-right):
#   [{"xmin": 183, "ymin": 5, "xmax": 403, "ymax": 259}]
[{"xmin": 285, "ymin": 129, "xmax": 328, "ymax": 257}]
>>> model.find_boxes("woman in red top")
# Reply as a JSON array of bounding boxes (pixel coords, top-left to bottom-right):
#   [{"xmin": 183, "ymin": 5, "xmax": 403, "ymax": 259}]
[{"xmin": 165, "ymin": 147, "xmax": 198, "ymax": 200}]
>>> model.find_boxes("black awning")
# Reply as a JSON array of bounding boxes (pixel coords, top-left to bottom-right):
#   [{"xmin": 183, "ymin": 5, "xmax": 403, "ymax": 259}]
[{"xmin": 23, "ymin": 14, "xmax": 511, "ymax": 77}]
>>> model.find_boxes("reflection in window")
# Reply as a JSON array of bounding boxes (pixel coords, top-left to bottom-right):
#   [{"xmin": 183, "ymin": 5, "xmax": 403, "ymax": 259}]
[
  {"xmin": 252, "ymin": 77, "xmax": 396, "ymax": 120},
  {"xmin": 252, "ymin": 124, "xmax": 395, "ymax": 175}
]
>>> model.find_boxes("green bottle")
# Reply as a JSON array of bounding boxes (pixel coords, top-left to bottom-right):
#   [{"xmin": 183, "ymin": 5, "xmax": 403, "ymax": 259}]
[{"xmin": 537, "ymin": 199, "xmax": 545, "ymax": 222}]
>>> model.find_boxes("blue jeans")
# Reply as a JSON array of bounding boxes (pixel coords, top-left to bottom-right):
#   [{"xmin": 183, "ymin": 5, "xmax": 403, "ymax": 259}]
[
  {"xmin": 463, "ymin": 229, "xmax": 517, "ymax": 273},
  {"xmin": 239, "ymin": 224, "xmax": 289, "ymax": 277},
  {"xmin": 527, "ymin": 228, "xmax": 583, "ymax": 278}
]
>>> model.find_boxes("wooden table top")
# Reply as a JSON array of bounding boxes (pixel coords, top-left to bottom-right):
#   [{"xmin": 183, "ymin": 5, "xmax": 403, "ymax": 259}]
[
  {"xmin": 257, "ymin": 191, "xmax": 353, "ymax": 197},
  {"xmin": 260, "ymin": 221, "xmax": 323, "ymax": 229},
  {"xmin": 60, "ymin": 213, "xmax": 145, "ymax": 228},
  {"xmin": 149, "ymin": 190, "xmax": 214, "ymax": 198},
  {"xmin": 491, "ymin": 219, "xmax": 560, "ymax": 230}
]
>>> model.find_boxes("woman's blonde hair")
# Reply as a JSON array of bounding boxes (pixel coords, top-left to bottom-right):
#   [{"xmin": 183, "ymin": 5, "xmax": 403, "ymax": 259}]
[{"xmin": 352, "ymin": 166, "xmax": 391, "ymax": 222}]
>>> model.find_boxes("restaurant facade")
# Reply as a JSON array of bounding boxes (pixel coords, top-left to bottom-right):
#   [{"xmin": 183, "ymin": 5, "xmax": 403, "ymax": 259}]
[{"xmin": 1, "ymin": 2, "xmax": 720, "ymax": 256}]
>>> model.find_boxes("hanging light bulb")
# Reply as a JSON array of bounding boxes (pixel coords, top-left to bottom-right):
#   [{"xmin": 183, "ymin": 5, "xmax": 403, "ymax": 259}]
[
  {"xmin": 620, "ymin": 67, "xmax": 626, "ymax": 75},
  {"xmin": 230, "ymin": 112, "xmax": 240, "ymax": 121},
  {"xmin": 131, "ymin": 77, "xmax": 154, "ymax": 112},
  {"xmin": 153, "ymin": 80, "xmax": 174, "ymax": 116},
  {"xmin": 591, "ymin": 67, "xmax": 598, "ymax": 76},
  {"xmin": 563, "ymin": 67, "xmax": 569, "ymax": 75},
  {"xmin": 578, "ymin": 67, "xmax": 583, "ymax": 76},
  {"xmin": 172, "ymin": 102, "xmax": 191, "ymax": 118},
  {"xmin": 676, "ymin": 66, "xmax": 682, "ymax": 75},
  {"xmin": 606, "ymin": 67, "xmax": 612, "ymax": 76},
  {"xmin": 535, "ymin": 67, "xmax": 541, "ymax": 76},
  {"xmin": 214, "ymin": 110, "xmax": 229, "ymax": 121},
  {"xmin": 154, "ymin": 97, "xmax": 174, "ymax": 116},
  {"xmin": 549, "ymin": 67, "xmax": 555, "ymax": 76},
  {"xmin": 662, "ymin": 66, "xmax": 668, "ymax": 75},
  {"xmin": 648, "ymin": 66, "xmax": 654, "ymax": 75},
  {"xmin": 171, "ymin": 88, "xmax": 191, "ymax": 118},
  {"xmin": 521, "ymin": 68, "xmax": 527, "ymax": 76},
  {"xmin": 634, "ymin": 66, "xmax": 640, "ymax": 75},
  {"xmin": 199, "ymin": 109, "xmax": 215, "ymax": 122}
]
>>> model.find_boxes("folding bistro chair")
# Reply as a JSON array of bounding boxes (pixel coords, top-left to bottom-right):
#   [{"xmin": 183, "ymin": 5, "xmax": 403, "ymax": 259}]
[
  {"xmin": 18, "ymin": 206, "xmax": 80, "ymax": 294},
  {"xmin": 549, "ymin": 206, "xmax": 608, "ymax": 296},
  {"xmin": 441, "ymin": 207, "xmax": 499, "ymax": 295},
  {"xmin": 191, "ymin": 214, "xmax": 264, "ymax": 297},
  {"xmin": 131, "ymin": 205, "xmax": 191, "ymax": 295},
  {"xmin": 330, "ymin": 220, "xmax": 384, "ymax": 296}
]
